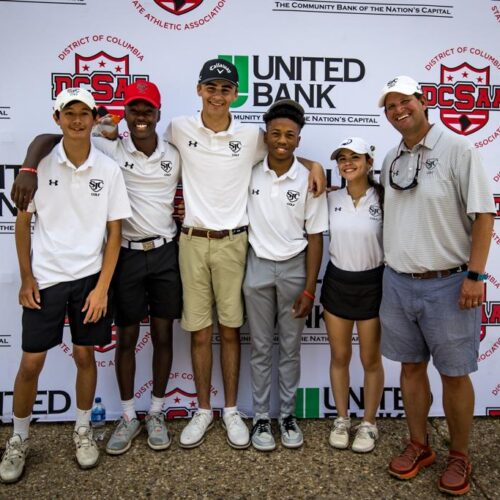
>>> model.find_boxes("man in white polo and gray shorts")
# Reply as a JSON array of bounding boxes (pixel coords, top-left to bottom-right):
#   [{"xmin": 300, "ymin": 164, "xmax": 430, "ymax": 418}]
[{"xmin": 378, "ymin": 75, "xmax": 495, "ymax": 496}]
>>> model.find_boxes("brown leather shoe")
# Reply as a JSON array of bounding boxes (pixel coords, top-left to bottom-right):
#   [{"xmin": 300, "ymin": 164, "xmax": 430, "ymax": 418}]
[
  {"xmin": 438, "ymin": 451, "xmax": 472, "ymax": 496},
  {"xmin": 388, "ymin": 439, "xmax": 436, "ymax": 479}
]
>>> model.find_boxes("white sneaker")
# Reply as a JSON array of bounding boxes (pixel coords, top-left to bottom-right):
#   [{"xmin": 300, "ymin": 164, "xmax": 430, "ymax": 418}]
[
  {"xmin": 329, "ymin": 416, "xmax": 351, "ymax": 449},
  {"xmin": 352, "ymin": 421, "xmax": 378, "ymax": 453},
  {"xmin": 222, "ymin": 411, "xmax": 250, "ymax": 449},
  {"xmin": 0, "ymin": 434, "xmax": 28, "ymax": 484},
  {"xmin": 74, "ymin": 426, "xmax": 99, "ymax": 469},
  {"xmin": 179, "ymin": 411, "xmax": 214, "ymax": 449}
]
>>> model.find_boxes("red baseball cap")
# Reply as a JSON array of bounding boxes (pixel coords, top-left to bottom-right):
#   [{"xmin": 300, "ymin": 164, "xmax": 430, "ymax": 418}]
[{"xmin": 123, "ymin": 81, "xmax": 161, "ymax": 108}]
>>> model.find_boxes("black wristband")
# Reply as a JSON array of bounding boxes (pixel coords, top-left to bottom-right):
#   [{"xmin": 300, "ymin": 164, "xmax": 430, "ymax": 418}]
[{"xmin": 467, "ymin": 271, "xmax": 487, "ymax": 282}]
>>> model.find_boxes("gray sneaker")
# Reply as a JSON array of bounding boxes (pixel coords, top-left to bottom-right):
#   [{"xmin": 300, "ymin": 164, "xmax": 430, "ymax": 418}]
[
  {"xmin": 106, "ymin": 417, "xmax": 141, "ymax": 455},
  {"xmin": 0, "ymin": 435, "xmax": 28, "ymax": 484},
  {"xmin": 251, "ymin": 419, "xmax": 276, "ymax": 452},
  {"xmin": 145, "ymin": 413, "xmax": 171, "ymax": 451},
  {"xmin": 279, "ymin": 415, "xmax": 303, "ymax": 449}
]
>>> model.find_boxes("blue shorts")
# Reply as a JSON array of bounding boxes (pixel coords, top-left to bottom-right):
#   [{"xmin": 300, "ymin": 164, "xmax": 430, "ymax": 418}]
[{"xmin": 380, "ymin": 266, "xmax": 481, "ymax": 376}]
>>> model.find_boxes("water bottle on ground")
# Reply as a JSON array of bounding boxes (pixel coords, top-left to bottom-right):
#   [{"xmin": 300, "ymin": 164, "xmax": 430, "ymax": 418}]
[{"xmin": 91, "ymin": 397, "xmax": 106, "ymax": 428}]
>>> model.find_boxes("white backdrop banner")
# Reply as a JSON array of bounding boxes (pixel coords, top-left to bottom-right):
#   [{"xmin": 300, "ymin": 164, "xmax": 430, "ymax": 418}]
[{"xmin": 0, "ymin": 0, "xmax": 499, "ymax": 421}]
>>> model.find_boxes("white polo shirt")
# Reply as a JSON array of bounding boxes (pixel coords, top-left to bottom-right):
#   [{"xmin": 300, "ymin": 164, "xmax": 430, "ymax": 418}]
[
  {"xmin": 327, "ymin": 187, "xmax": 383, "ymax": 271},
  {"xmin": 166, "ymin": 114, "xmax": 266, "ymax": 230},
  {"xmin": 380, "ymin": 125, "xmax": 495, "ymax": 273},
  {"xmin": 93, "ymin": 136, "xmax": 180, "ymax": 241},
  {"xmin": 247, "ymin": 156, "xmax": 328, "ymax": 261},
  {"xmin": 28, "ymin": 142, "xmax": 132, "ymax": 290}
]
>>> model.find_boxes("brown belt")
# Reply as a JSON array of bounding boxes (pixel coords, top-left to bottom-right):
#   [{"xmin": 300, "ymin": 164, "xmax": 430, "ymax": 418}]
[
  {"xmin": 181, "ymin": 226, "xmax": 248, "ymax": 239},
  {"xmin": 401, "ymin": 264, "xmax": 468, "ymax": 279}
]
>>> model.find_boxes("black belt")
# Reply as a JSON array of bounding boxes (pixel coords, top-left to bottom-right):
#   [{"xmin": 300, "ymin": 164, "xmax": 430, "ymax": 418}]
[
  {"xmin": 401, "ymin": 264, "xmax": 467, "ymax": 279},
  {"xmin": 181, "ymin": 226, "xmax": 248, "ymax": 239}
]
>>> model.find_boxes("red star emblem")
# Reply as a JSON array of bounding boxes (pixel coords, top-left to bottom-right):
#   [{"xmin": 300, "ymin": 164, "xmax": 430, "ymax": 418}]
[
  {"xmin": 98, "ymin": 60, "xmax": 106, "ymax": 68},
  {"xmin": 174, "ymin": 397, "xmax": 181, "ymax": 404},
  {"xmin": 447, "ymin": 75, "xmax": 453, "ymax": 82},
  {"xmin": 462, "ymin": 71, "xmax": 469, "ymax": 78},
  {"xmin": 477, "ymin": 76, "xmax": 483, "ymax": 83},
  {"xmin": 190, "ymin": 401, "xmax": 196, "ymax": 408},
  {"xmin": 115, "ymin": 65, "xmax": 122, "ymax": 72},
  {"xmin": 82, "ymin": 64, "xmax": 90, "ymax": 71}
]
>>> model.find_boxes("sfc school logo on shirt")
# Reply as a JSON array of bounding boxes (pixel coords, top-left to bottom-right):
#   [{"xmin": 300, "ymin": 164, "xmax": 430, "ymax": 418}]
[
  {"xmin": 89, "ymin": 178, "xmax": 104, "ymax": 195},
  {"xmin": 161, "ymin": 160, "xmax": 173, "ymax": 175},
  {"xmin": 286, "ymin": 190, "xmax": 300, "ymax": 206}
]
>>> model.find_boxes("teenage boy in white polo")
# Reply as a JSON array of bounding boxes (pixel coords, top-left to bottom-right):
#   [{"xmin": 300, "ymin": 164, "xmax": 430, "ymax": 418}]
[
  {"xmin": 0, "ymin": 88, "xmax": 131, "ymax": 484},
  {"xmin": 166, "ymin": 59, "xmax": 326, "ymax": 450},
  {"xmin": 243, "ymin": 99, "xmax": 328, "ymax": 451},
  {"xmin": 4, "ymin": 81, "xmax": 182, "ymax": 455}
]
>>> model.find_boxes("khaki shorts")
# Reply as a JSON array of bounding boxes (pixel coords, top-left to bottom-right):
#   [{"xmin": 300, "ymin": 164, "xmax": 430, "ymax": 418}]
[{"xmin": 179, "ymin": 230, "xmax": 248, "ymax": 331}]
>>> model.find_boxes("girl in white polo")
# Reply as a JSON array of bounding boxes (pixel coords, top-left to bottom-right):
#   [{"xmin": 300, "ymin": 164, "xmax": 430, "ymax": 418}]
[{"xmin": 321, "ymin": 137, "xmax": 384, "ymax": 453}]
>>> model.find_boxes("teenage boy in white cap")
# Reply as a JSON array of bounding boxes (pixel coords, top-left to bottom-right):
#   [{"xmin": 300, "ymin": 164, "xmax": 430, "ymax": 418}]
[
  {"xmin": 378, "ymin": 75, "xmax": 495, "ymax": 495},
  {"xmin": 0, "ymin": 88, "xmax": 131, "ymax": 483},
  {"xmin": 167, "ymin": 59, "xmax": 325, "ymax": 450},
  {"xmin": 243, "ymin": 99, "xmax": 328, "ymax": 451},
  {"xmin": 5, "ymin": 81, "xmax": 182, "ymax": 456}
]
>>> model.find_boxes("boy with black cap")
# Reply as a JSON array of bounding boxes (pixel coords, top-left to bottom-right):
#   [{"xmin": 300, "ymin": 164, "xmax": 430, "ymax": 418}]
[
  {"xmin": 0, "ymin": 88, "xmax": 131, "ymax": 483},
  {"xmin": 166, "ymin": 60, "xmax": 325, "ymax": 450},
  {"xmin": 243, "ymin": 99, "xmax": 328, "ymax": 450}
]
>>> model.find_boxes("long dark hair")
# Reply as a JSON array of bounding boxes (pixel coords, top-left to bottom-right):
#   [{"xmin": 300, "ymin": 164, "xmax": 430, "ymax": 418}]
[{"xmin": 367, "ymin": 155, "xmax": 384, "ymax": 216}]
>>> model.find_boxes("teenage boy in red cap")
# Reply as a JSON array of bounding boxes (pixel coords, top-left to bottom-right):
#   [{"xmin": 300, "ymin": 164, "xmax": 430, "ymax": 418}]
[{"xmin": 0, "ymin": 88, "xmax": 131, "ymax": 483}]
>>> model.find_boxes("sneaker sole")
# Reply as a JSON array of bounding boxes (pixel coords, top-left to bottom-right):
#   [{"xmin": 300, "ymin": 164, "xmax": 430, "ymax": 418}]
[
  {"xmin": 105, "ymin": 426, "xmax": 142, "ymax": 456},
  {"xmin": 147, "ymin": 433, "xmax": 172, "ymax": 451},
  {"xmin": 352, "ymin": 442, "xmax": 376, "ymax": 453},
  {"xmin": 281, "ymin": 438, "xmax": 303, "ymax": 449},
  {"xmin": 252, "ymin": 441, "xmax": 276, "ymax": 452},
  {"xmin": 76, "ymin": 454, "xmax": 99, "ymax": 470},
  {"xmin": 221, "ymin": 421, "xmax": 250, "ymax": 449},
  {"xmin": 329, "ymin": 438, "xmax": 349, "ymax": 450},
  {"xmin": 179, "ymin": 421, "xmax": 214, "ymax": 449},
  {"xmin": 0, "ymin": 466, "xmax": 25, "ymax": 484},
  {"xmin": 388, "ymin": 450, "xmax": 437, "ymax": 480}
]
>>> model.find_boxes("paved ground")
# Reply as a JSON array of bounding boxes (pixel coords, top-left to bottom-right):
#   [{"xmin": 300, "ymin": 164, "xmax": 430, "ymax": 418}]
[{"xmin": 0, "ymin": 417, "xmax": 498, "ymax": 499}]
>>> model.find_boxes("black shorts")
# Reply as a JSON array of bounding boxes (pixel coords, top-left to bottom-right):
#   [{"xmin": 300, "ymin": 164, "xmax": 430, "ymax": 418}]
[
  {"xmin": 22, "ymin": 273, "xmax": 113, "ymax": 353},
  {"xmin": 320, "ymin": 262, "xmax": 384, "ymax": 321},
  {"xmin": 113, "ymin": 240, "xmax": 182, "ymax": 327}
]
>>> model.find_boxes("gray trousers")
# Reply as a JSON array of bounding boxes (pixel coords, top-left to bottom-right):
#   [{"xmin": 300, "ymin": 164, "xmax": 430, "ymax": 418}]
[{"xmin": 243, "ymin": 247, "xmax": 307, "ymax": 417}]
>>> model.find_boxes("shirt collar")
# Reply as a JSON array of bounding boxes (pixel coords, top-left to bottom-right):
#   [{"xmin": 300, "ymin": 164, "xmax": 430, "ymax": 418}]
[
  {"xmin": 401, "ymin": 123, "xmax": 442, "ymax": 153},
  {"xmin": 196, "ymin": 112, "xmax": 235, "ymax": 136},
  {"xmin": 263, "ymin": 155, "xmax": 299, "ymax": 180},
  {"xmin": 56, "ymin": 141, "xmax": 95, "ymax": 171},
  {"xmin": 123, "ymin": 134, "xmax": 164, "ymax": 159}
]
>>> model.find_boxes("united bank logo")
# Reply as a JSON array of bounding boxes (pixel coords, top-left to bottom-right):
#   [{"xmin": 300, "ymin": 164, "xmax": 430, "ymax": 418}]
[
  {"xmin": 217, "ymin": 53, "xmax": 379, "ymax": 128},
  {"xmin": 51, "ymin": 50, "xmax": 149, "ymax": 116},
  {"xmin": 421, "ymin": 63, "xmax": 499, "ymax": 136}
]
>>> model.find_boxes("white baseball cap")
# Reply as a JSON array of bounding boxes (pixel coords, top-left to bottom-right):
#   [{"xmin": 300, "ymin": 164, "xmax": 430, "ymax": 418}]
[
  {"xmin": 377, "ymin": 75, "xmax": 422, "ymax": 107},
  {"xmin": 54, "ymin": 87, "xmax": 96, "ymax": 112},
  {"xmin": 331, "ymin": 137, "xmax": 375, "ymax": 160}
]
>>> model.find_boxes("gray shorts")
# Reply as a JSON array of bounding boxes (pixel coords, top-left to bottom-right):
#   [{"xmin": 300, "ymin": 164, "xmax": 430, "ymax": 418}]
[{"xmin": 380, "ymin": 266, "xmax": 481, "ymax": 376}]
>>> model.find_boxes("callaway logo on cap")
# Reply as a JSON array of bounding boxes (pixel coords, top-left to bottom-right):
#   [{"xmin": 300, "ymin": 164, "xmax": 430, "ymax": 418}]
[{"xmin": 198, "ymin": 58, "xmax": 239, "ymax": 86}]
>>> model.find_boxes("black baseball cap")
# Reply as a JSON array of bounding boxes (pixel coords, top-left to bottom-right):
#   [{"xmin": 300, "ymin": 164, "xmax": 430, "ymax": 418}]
[{"xmin": 198, "ymin": 59, "xmax": 239, "ymax": 87}]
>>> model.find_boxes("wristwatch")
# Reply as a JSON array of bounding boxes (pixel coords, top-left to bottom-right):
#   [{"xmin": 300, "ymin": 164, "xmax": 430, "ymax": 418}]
[{"xmin": 467, "ymin": 271, "xmax": 487, "ymax": 281}]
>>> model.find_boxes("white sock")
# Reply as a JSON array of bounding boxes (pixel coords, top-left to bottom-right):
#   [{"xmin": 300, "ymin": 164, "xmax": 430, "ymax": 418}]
[
  {"xmin": 121, "ymin": 398, "xmax": 137, "ymax": 421},
  {"xmin": 223, "ymin": 406, "xmax": 237, "ymax": 418},
  {"xmin": 149, "ymin": 395, "xmax": 164, "ymax": 415},
  {"xmin": 74, "ymin": 407, "xmax": 92, "ymax": 431},
  {"xmin": 13, "ymin": 415, "xmax": 31, "ymax": 442}
]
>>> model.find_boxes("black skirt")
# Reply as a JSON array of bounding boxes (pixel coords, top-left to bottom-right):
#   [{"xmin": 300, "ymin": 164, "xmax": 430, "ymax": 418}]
[{"xmin": 320, "ymin": 262, "xmax": 384, "ymax": 321}]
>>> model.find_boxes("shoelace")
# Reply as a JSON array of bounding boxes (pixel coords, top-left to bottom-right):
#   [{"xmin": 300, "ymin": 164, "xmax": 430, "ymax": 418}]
[
  {"xmin": 282, "ymin": 416, "xmax": 297, "ymax": 433},
  {"xmin": 225, "ymin": 411, "xmax": 246, "ymax": 430},
  {"xmin": 445, "ymin": 456, "xmax": 470, "ymax": 478},
  {"xmin": 5, "ymin": 440, "xmax": 24, "ymax": 462},
  {"xmin": 399, "ymin": 442, "xmax": 425, "ymax": 464},
  {"xmin": 333, "ymin": 419, "xmax": 349, "ymax": 433},
  {"xmin": 192, "ymin": 411, "xmax": 212, "ymax": 428},
  {"xmin": 75, "ymin": 429, "xmax": 93, "ymax": 448},
  {"xmin": 252, "ymin": 419, "xmax": 271, "ymax": 437},
  {"xmin": 148, "ymin": 413, "xmax": 164, "ymax": 429},
  {"xmin": 354, "ymin": 424, "xmax": 375, "ymax": 438}
]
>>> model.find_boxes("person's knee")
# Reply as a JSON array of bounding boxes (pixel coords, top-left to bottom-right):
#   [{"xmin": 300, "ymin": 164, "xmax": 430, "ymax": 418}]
[
  {"xmin": 219, "ymin": 327, "xmax": 239, "ymax": 344},
  {"xmin": 151, "ymin": 319, "xmax": 173, "ymax": 350},
  {"xmin": 116, "ymin": 325, "xmax": 140, "ymax": 352},
  {"xmin": 360, "ymin": 352, "xmax": 382, "ymax": 372},
  {"xmin": 191, "ymin": 328, "xmax": 212, "ymax": 349},
  {"xmin": 18, "ymin": 354, "xmax": 45, "ymax": 380},
  {"xmin": 331, "ymin": 347, "xmax": 352, "ymax": 368},
  {"xmin": 401, "ymin": 362, "xmax": 427, "ymax": 379},
  {"xmin": 441, "ymin": 373, "xmax": 471, "ymax": 390},
  {"xmin": 73, "ymin": 346, "xmax": 95, "ymax": 369}
]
